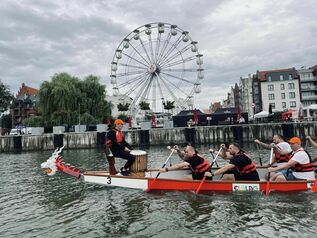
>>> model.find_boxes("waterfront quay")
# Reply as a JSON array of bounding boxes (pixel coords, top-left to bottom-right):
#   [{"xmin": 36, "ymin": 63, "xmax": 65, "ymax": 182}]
[{"xmin": 0, "ymin": 122, "xmax": 316, "ymax": 152}]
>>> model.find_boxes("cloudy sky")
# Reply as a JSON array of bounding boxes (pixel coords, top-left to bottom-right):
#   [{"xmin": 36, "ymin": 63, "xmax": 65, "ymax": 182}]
[{"xmin": 1, "ymin": 0, "xmax": 317, "ymax": 110}]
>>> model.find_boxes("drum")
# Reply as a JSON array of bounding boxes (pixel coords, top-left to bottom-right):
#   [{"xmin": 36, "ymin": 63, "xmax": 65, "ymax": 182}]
[{"xmin": 130, "ymin": 150, "xmax": 148, "ymax": 172}]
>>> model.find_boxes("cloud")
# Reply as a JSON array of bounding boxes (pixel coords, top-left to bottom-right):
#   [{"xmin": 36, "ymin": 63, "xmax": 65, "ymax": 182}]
[{"xmin": 0, "ymin": 0, "xmax": 316, "ymax": 110}]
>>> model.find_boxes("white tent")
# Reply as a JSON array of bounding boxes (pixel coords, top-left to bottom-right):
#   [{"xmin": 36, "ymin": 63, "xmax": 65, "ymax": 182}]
[{"xmin": 254, "ymin": 111, "xmax": 269, "ymax": 119}]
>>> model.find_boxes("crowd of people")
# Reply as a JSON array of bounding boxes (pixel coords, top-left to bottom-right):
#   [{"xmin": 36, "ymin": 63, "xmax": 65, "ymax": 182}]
[{"xmin": 105, "ymin": 118, "xmax": 317, "ymax": 181}]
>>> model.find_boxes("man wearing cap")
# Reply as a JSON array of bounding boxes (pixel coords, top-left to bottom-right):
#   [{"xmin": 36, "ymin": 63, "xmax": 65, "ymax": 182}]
[
  {"xmin": 268, "ymin": 137, "xmax": 315, "ymax": 181},
  {"xmin": 106, "ymin": 119, "xmax": 135, "ymax": 175}
]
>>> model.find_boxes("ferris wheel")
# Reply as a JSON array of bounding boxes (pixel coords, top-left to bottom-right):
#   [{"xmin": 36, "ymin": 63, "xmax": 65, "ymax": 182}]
[{"xmin": 110, "ymin": 22, "xmax": 204, "ymax": 114}]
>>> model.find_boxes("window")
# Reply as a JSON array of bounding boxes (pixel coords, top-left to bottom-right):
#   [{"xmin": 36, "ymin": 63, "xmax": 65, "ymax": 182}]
[
  {"xmin": 270, "ymin": 103, "xmax": 275, "ymax": 109},
  {"xmin": 268, "ymin": 94, "xmax": 275, "ymax": 100},
  {"xmin": 281, "ymin": 93, "xmax": 285, "ymax": 99},
  {"xmin": 288, "ymin": 83, "xmax": 295, "ymax": 89},
  {"xmin": 289, "ymin": 92, "xmax": 296, "ymax": 98},
  {"xmin": 280, "ymin": 84, "xmax": 285, "ymax": 90},
  {"xmin": 280, "ymin": 75, "xmax": 284, "ymax": 81},
  {"xmin": 282, "ymin": 102, "xmax": 286, "ymax": 108},
  {"xmin": 268, "ymin": 76, "xmax": 272, "ymax": 81},
  {"xmin": 289, "ymin": 74, "xmax": 292, "ymax": 80},
  {"xmin": 290, "ymin": 101, "xmax": 296, "ymax": 108},
  {"xmin": 268, "ymin": 84, "xmax": 274, "ymax": 91}
]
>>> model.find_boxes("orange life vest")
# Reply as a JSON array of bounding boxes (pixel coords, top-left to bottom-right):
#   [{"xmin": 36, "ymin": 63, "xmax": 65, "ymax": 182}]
[
  {"xmin": 194, "ymin": 155, "xmax": 211, "ymax": 173},
  {"xmin": 106, "ymin": 130, "xmax": 123, "ymax": 147}
]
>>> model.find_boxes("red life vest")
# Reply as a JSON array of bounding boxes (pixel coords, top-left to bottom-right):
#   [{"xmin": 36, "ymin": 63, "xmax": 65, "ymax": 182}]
[
  {"xmin": 237, "ymin": 161, "xmax": 257, "ymax": 175},
  {"xmin": 291, "ymin": 149, "xmax": 314, "ymax": 172},
  {"xmin": 194, "ymin": 155, "xmax": 211, "ymax": 173},
  {"xmin": 274, "ymin": 151, "xmax": 292, "ymax": 163}
]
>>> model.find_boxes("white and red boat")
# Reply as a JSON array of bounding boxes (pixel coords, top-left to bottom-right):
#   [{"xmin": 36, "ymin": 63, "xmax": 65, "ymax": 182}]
[{"xmin": 41, "ymin": 147, "xmax": 317, "ymax": 194}]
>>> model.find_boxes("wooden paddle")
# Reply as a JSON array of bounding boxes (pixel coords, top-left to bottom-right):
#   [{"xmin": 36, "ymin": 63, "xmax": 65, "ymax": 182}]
[
  {"xmin": 265, "ymin": 147, "xmax": 274, "ymax": 196},
  {"xmin": 146, "ymin": 146, "xmax": 175, "ymax": 192},
  {"xmin": 195, "ymin": 147, "xmax": 223, "ymax": 194}
]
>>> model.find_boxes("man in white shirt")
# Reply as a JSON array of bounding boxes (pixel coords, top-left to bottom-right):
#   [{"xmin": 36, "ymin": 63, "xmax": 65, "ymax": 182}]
[{"xmin": 268, "ymin": 137, "xmax": 315, "ymax": 181}]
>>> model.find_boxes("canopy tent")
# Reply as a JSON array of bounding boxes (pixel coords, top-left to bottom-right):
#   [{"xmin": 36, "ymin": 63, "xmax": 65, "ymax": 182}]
[
  {"xmin": 282, "ymin": 109, "xmax": 293, "ymax": 121},
  {"xmin": 254, "ymin": 111, "xmax": 269, "ymax": 119}
]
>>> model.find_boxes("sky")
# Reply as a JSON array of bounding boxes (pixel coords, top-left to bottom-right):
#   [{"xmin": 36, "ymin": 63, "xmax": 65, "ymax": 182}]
[{"xmin": 1, "ymin": 0, "xmax": 317, "ymax": 111}]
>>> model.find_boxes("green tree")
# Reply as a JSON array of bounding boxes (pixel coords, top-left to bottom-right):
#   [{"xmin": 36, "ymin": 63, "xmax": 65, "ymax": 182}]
[
  {"xmin": 139, "ymin": 101, "xmax": 150, "ymax": 111},
  {"xmin": 0, "ymin": 80, "xmax": 14, "ymax": 112},
  {"xmin": 23, "ymin": 116, "xmax": 44, "ymax": 127},
  {"xmin": 163, "ymin": 100, "xmax": 175, "ymax": 110},
  {"xmin": 117, "ymin": 103, "xmax": 130, "ymax": 112}
]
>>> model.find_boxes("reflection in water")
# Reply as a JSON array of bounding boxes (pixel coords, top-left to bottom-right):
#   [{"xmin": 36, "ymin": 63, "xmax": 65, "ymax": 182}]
[{"xmin": 0, "ymin": 146, "xmax": 317, "ymax": 237}]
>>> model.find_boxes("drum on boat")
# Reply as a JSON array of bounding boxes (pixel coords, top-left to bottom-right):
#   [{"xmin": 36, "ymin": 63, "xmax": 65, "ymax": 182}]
[{"xmin": 130, "ymin": 150, "xmax": 148, "ymax": 172}]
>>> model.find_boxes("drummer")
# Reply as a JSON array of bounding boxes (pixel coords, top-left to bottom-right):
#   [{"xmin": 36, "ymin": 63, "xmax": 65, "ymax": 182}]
[{"xmin": 106, "ymin": 119, "xmax": 135, "ymax": 176}]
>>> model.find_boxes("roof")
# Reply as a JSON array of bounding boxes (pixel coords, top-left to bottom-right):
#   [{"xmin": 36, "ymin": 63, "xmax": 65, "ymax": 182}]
[
  {"xmin": 258, "ymin": 68, "xmax": 294, "ymax": 81},
  {"xmin": 213, "ymin": 107, "xmax": 238, "ymax": 114},
  {"xmin": 174, "ymin": 109, "xmax": 204, "ymax": 116},
  {"xmin": 17, "ymin": 83, "xmax": 38, "ymax": 97}
]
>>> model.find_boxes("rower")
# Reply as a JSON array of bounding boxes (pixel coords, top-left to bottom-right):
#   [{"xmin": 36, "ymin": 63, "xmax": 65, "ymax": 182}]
[
  {"xmin": 205, "ymin": 142, "xmax": 260, "ymax": 181},
  {"xmin": 268, "ymin": 137, "xmax": 315, "ymax": 181},
  {"xmin": 159, "ymin": 145, "xmax": 212, "ymax": 181}
]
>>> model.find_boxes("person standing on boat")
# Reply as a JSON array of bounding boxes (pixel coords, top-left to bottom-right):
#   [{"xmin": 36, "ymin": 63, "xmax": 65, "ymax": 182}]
[
  {"xmin": 106, "ymin": 119, "xmax": 135, "ymax": 176},
  {"xmin": 205, "ymin": 142, "xmax": 260, "ymax": 181},
  {"xmin": 159, "ymin": 145, "xmax": 212, "ymax": 180},
  {"xmin": 268, "ymin": 137, "xmax": 315, "ymax": 181}
]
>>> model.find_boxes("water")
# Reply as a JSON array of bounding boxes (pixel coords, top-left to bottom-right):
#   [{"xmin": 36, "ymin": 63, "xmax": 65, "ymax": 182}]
[{"xmin": 1, "ymin": 145, "xmax": 317, "ymax": 238}]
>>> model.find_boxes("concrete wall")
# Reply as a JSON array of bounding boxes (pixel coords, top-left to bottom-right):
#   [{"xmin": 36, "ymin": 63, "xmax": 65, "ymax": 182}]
[{"xmin": 1, "ymin": 122, "xmax": 317, "ymax": 152}]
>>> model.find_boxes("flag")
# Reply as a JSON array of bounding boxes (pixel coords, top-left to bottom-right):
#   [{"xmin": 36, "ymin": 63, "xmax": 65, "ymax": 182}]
[
  {"xmin": 298, "ymin": 103, "xmax": 304, "ymax": 120},
  {"xmin": 193, "ymin": 108, "xmax": 198, "ymax": 125},
  {"xmin": 107, "ymin": 116, "xmax": 110, "ymax": 125},
  {"xmin": 269, "ymin": 104, "xmax": 273, "ymax": 115},
  {"xmin": 236, "ymin": 105, "xmax": 241, "ymax": 122},
  {"xmin": 128, "ymin": 116, "xmax": 132, "ymax": 128},
  {"xmin": 151, "ymin": 114, "xmax": 156, "ymax": 128}
]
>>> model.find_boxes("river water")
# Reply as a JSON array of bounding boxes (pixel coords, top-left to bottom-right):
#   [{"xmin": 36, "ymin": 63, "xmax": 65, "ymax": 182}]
[{"xmin": 1, "ymin": 144, "xmax": 317, "ymax": 238}]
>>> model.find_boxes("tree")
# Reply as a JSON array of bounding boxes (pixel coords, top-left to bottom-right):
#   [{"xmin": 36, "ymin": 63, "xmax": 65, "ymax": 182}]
[
  {"xmin": 163, "ymin": 100, "xmax": 175, "ymax": 110},
  {"xmin": 23, "ymin": 116, "xmax": 44, "ymax": 127},
  {"xmin": 139, "ymin": 101, "xmax": 150, "ymax": 111},
  {"xmin": 117, "ymin": 103, "xmax": 130, "ymax": 112},
  {"xmin": 0, "ymin": 80, "xmax": 14, "ymax": 112}
]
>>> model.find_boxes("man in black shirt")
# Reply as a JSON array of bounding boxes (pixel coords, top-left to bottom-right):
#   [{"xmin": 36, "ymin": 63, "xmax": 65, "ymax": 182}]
[
  {"xmin": 205, "ymin": 142, "xmax": 259, "ymax": 181},
  {"xmin": 159, "ymin": 145, "xmax": 211, "ymax": 180}
]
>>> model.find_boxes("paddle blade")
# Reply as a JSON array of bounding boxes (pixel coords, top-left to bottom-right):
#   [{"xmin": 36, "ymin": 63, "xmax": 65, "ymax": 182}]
[
  {"xmin": 265, "ymin": 181, "xmax": 270, "ymax": 196},
  {"xmin": 312, "ymin": 178, "xmax": 317, "ymax": 192},
  {"xmin": 195, "ymin": 177, "xmax": 206, "ymax": 194}
]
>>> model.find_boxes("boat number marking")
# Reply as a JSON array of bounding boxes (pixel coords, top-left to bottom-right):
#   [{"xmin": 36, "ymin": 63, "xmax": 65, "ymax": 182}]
[
  {"xmin": 107, "ymin": 177, "xmax": 111, "ymax": 184},
  {"xmin": 232, "ymin": 183, "xmax": 260, "ymax": 192}
]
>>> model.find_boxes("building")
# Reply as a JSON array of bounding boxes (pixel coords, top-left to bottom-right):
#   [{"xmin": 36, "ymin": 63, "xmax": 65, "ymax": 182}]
[
  {"xmin": 10, "ymin": 83, "xmax": 38, "ymax": 127},
  {"xmin": 255, "ymin": 68, "xmax": 301, "ymax": 114},
  {"xmin": 239, "ymin": 74, "xmax": 254, "ymax": 117},
  {"xmin": 297, "ymin": 65, "xmax": 317, "ymax": 107}
]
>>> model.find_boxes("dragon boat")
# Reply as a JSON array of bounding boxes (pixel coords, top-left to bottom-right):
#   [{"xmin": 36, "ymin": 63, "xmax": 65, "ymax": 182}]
[{"xmin": 41, "ymin": 147, "xmax": 317, "ymax": 195}]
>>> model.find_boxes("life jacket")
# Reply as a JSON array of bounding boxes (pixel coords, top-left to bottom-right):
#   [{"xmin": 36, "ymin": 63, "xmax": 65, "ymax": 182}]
[
  {"xmin": 274, "ymin": 151, "xmax": 292, "ymax": 163},
  {"xmin": 106, "ymin": 130, "xmax": 123, "ymax": 147},
  {"xmin": 193, "ymin": 155, "xmax": 211, "ymax": 173},
  {"xmin": 291, "ymin": 149, "xmax": 314, "ymax": 172},
  {"xmin": 235, "ymin": 153, "xmax": 257, "ymax": 175}
]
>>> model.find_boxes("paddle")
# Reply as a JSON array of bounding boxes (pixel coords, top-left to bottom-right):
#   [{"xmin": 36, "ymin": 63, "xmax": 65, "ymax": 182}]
[
  {"xmin": 250, "ymin": 128, "xmax": 263, "ymax": 166},
  {"xmin": 265, "ymin": 147, "xmax": 274, "ymax": 196},
  {"xmin": 195, "ymin": 147, "xmax": 223, "ymax": 194},
  {"xmin": 209, "ymin": 150, "xmax": 220, "ymax": 168}
]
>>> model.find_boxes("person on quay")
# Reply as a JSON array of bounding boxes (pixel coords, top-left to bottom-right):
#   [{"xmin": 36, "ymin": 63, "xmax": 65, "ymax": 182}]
[
  {"xmin": 205, "ymin": 142, "xmax": 260, "ymax": 181},
  {"xmin": 268, "ymin": 137, "xmax": 315, "ymax": 181},
  {"xmin": 106, "ymin": 119, "xmax": 135, "ymax": 176},
  {"xmin": 159, "ymin": 145, "xmax": 212, "ymax": 180}
]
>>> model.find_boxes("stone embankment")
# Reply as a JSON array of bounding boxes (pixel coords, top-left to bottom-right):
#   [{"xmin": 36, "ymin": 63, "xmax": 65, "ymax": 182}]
[{"xmin": 1, "ymin": 122, "xmax": 316, "ymax": 152}]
